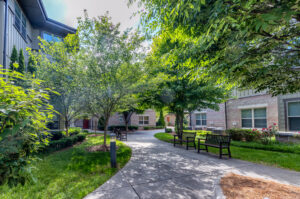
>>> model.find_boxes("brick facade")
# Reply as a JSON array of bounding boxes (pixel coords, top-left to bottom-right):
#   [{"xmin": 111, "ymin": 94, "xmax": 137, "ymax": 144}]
[
  {"xmin": 226, "ymin": 94, "xmax": 278, "ymax": 129},
  {"xmin": 191, "ymin": 104, "xmax": 226, "ymax": 129}
]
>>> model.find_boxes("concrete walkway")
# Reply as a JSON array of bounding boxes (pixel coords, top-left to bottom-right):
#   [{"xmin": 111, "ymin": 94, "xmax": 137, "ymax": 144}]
[{"xmin": 85, "ymin": 130, "xmax": 300, "ymax": 199}]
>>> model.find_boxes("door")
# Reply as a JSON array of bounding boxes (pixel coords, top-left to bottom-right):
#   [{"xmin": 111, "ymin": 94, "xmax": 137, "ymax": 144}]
[{"xmin": 83, "ymin": 119, "xmax": 90, "ymax": 129}]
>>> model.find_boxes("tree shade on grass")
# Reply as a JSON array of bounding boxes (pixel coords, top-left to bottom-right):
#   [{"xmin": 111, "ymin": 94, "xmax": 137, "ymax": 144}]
[
  {"xmin": 0, "ymin": 135, "xmax": 131, "ymax": 199},
  {"xmin": 154, "ymin": 133, "xmax": 300, "ymax": 172}
]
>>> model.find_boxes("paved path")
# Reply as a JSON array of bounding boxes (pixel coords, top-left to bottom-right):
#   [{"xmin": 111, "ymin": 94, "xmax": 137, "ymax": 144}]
[{"xmin": 85, "ymin": 130, "xmax": 300, "ymax": 199}]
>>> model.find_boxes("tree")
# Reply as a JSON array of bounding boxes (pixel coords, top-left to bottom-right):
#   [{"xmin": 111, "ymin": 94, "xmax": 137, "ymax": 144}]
[
  {"xmin": 78, "ymin": 11, "xmax": 145, "ymax": 148},
  {"xmin": 138, "ymin": 32, "xmax": 229, "ymax": 134},
  {"xmin": 0, "ymin": 67, "xmax": 54, "ymax": 187},
  {"xmin": 27, "ymin": 55, "xmax": 36, "ymax": 74},
  {"xmin": 17, "ymin": 49, "xmax": 25, "ymax": 74},
  {"xmin": 131, "ymin": 0, "xmax": 300, "ymax": 96},
  {"xmin": 9, "ymin": 45, "xmax": 18, "ymax": 71},
  {"xmin": 157, "ymin": 109, "xmax": 165, "ymax": 127},
  {"xmin": 29, "ymin": 34, "xmax": 85, "ymax": 136}
]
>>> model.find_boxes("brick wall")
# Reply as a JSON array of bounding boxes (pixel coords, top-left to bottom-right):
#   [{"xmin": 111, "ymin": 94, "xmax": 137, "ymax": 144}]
[
  {"xmin": 164, "ymin": 114, "xmax": 176, "ymax": 126},
  {"xmin": 226, "ymin": 94, "xmax": 278, "ymax": 129},
  {"xmin": 191, "ymin": 104, "xmax": 226, "ymax": 129},
  {"xmin": 130, "ymin": 109, "xmax": 156, "ymax": 127}
]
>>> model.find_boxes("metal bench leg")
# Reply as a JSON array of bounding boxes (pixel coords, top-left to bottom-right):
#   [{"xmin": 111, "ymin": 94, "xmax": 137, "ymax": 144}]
[
  {"xmin": 219, "ymin": 147, "xmax": 222, "ymax": 159},
  {"xmin": 205, "ymin": 145, "xmax": 208, "ymax": 152},
  {"xmin": 186, "ymin": 142, "xmax": 189, "ymax": 150},
  {"xmin": 228, "ymin": 147, "xmax": 231, "ymax": 158},
  {"xmin": 194, "ymin": 141, "xmax": 196, "ymax": 149}
]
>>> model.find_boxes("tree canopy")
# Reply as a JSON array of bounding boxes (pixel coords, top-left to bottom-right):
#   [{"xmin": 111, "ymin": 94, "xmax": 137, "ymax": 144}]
[{"xmin": 131, "ymin": 0, "xmax": 300, "ymax": 95}]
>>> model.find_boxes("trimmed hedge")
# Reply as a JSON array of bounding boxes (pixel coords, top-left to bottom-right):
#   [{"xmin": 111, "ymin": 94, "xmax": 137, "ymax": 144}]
[
  {"xmin": 165, "ymin": 128, "xmax": 172, "ymax": 133},
  {"xmin": 144, "ymin": 126, "xmax": 165, "ymax": 130},
  {"xmin": 225, "ymin": 128, "xmax": 260, "ymax": 142},
  {"xmin": 69, "ymin": 127, "xmax": 81, "ymax": 136},
  {"xmin": 46, "ymin": 134, "xmax": 86, "ymax": 152},
  {"xmin": 108, "ymin": 125, "xmax": 138, "ymax": 131},
  {"xmin": 49, "ymin": 131, "xmax": 65, "ymax": 141}
]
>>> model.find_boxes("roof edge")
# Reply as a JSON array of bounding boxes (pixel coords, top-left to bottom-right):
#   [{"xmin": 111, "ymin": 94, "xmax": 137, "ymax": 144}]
[{"xmin": 38, "ymin": 0, "xmax": 77, "ymax": 34}]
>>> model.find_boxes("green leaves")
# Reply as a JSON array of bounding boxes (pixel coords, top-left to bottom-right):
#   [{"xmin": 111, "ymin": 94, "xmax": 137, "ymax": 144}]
[{"xmin": 0, "ymin": 68, "xmax": 54, "ymax": 186}]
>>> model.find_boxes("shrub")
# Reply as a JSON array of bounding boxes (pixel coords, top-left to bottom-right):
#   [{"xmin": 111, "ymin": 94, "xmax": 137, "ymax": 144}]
[
  {"xmin": 82, "ymin": 130, "xmax": 89, "ymax": 133},
  {"xmin": 49, "ymin": 131, "xmax": 65, "ymax": 141},
  {"xmin": 144, "ymin": 126, "xmax": 151, "ymax": 130},
  {"xmin": 165, "ymin": 128, "xmax": 172, "ymax": 133},
  {"xmin": 46, "ymin": 134, "xmax": 86, "ymax": 151},
  {"xmin": 108, "ymin": 125, "xmax": 138, "ymax": 131},
  {"xmin": 226, "ymin": 128, "xmax": 260, "ymax": 142},
  {"xmin": 156, "ymin": 110, "xmax": 165, "ymax": 127},
  {"xmin": 226, "ymin": 129, "xmax": 247, "ymax": 141},
  {"xmin": 69, "ymin": 127, "xmax": 81, "ymax": 136}
]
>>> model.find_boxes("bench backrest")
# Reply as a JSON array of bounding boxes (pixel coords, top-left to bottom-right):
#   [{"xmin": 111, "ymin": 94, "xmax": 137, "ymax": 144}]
[
  {"xmin": 181, "ymin": 132, "xmax": 196, "ymax": 140},
  {"xmin": 205, "ymin": 134, "xmax": 231, "ymax": 145}
]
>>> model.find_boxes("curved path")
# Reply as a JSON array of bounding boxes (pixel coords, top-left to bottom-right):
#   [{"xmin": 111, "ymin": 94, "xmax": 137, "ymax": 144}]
[{"xmin": 85, "ymin": 130, "xmax": 300, "ymax": 199}]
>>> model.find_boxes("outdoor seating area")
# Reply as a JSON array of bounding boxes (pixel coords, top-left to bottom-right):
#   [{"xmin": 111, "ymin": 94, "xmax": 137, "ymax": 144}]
[
  {"xmin": 113, "ymin": 128, "xmax": 128, "ymax": 141},
  {"xmin": 198, "ymin": 134, "xmax": 231, "ymax": 159},
  {"xmin": 173, "ymin": 131, "xmax": 232, "ymax": 159}
]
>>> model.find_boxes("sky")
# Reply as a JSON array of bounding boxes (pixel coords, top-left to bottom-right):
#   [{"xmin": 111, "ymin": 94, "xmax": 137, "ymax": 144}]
[{"xmin": 42, "ymin": 0, "xmax": 141, "ymax": 31}]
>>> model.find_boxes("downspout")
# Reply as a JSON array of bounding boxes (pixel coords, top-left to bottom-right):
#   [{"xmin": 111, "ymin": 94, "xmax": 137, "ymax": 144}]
[
  {"xmin": 2, "ymin": 0, "xmax": 8, "ymax": 68},
  {"xmin": 224, "ymin": 102, "xmax": 228, "ymax": 130}
]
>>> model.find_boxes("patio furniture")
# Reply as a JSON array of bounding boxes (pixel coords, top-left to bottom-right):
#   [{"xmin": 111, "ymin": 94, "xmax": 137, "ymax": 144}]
[
  {"xmin": 113, "ymin": 128, "xmax": 127, "ymax": 141},
  {"xmin": 198, "ymin": 134, "xmax": 231, "ymax": 159},
  {"xmin": 173, "ymin": 132, "xmax": 196, "ymax": 150}
]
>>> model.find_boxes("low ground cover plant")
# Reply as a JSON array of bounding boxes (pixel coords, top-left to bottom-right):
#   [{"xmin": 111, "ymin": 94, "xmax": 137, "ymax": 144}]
[{"xmin": 107, "ymin": 125, "xmax": 138, "ymax": 131}]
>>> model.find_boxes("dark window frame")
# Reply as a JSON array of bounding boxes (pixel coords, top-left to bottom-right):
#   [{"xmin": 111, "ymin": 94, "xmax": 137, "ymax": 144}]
[{"xmin": 284, "ymin": 98, "xmax": 300, "ymax": 131}]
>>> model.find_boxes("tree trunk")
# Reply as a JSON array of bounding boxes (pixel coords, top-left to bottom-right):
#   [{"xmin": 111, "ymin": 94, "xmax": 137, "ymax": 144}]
[
  {"xmin": 65, "ymin": 118, "xmax": 69, "ymax": 137},
  {"xmin": 175, "ymin": 110, "xmax": 184, "ymax": 135},
  {"xmin": 104, "ymin": 119, "xmax": 108, "ymax": 147}
]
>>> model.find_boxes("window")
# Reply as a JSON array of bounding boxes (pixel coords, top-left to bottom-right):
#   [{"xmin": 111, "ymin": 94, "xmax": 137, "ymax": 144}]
[
  {"xmin": 195, "ymin": 113, "xmax": 206, "ymax": 126},
  {"xmin": 119, "ymin": 115, "xmax": 124, "ymax": 122},
  {"xmin": 241, "ymin": 108, "xmax": 267, "ymax": 128},
  {"xmin": 14, "ymin": 2, "xmax": 26, "ymax": 39},
  {"xmin": 288, "ymin": 101, "xmax": 300, "ymax": 131},
  {"xmin": 139, "ymin": 116, "xmax": 149, "ymax": 125},
  {"xmin": 42, "ymin": 32, "xmax": 62, "ymax": 42}
]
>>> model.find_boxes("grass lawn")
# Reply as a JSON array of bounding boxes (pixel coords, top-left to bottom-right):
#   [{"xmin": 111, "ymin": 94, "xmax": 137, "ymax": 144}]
[
  {"xmin": 154, "ymin": 133, "xmax": 300, "ymax": 172},
  {"xmin": 0, "ymin": 135, "xmax": 131, "ymax": 199}
]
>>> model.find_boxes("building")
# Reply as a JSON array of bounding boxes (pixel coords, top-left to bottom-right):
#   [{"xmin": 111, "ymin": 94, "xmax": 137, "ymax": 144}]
[
  {"xmin": 190, "ymin": 89, "xmax": 300, "ymax": 132},
  {"xmin": 73, "ymin": 109, "xmax": 157, "ymax": 130},
  {"xmin": 0, "ymin": 0, "xmax": 76, "ymax": 68}
]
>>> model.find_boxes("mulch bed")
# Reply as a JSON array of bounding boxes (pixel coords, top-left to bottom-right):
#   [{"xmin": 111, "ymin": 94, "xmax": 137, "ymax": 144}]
[
  {"xmin": 86, "ymin": 144, "xmax": 119, "ymax": 152},
  {"xmin": 220, "ymin": 173, "xmax": 300, "ymax": 199},
  {"xmin": 87, "ymin": 134, "xmax": 104, "ymax": 137}
]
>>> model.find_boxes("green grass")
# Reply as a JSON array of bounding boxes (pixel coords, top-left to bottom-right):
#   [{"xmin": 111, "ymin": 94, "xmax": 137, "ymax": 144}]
[
  {"xmin": 155, "ymin": 133, "xmax": 300, "ymax": 172},
  {"xmin": 0, "ymin": 135, "xmax": 131, "ymax": 199}
]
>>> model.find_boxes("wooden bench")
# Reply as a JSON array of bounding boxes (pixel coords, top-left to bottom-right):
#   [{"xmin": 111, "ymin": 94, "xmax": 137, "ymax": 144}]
[
  {"xmin": 173, "ymin": 132, "xmax": 196, "ymax": 150},
  {"xmin": 113, "ymin": 128, "xmax": 127, "ymax": 141},
  {"xmin": 198, "ymin": 134, "xmax": 231, "ymax": 159}
]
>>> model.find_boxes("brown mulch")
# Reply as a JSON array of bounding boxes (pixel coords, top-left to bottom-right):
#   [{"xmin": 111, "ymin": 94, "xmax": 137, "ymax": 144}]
[
  {"xmin": 86, "ymin": 144, "xmax": 119, "ymax": 152},
  {"xmin": 220, "ymin": 173, "xmax": 300, "ymax": 199},
  {"xmin": 87, "ymin": 134, "xmax": 104, "ymax": 137}
]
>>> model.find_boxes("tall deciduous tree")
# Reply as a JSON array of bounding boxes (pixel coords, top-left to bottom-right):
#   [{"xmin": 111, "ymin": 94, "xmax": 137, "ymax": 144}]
[
  {"xmin": 29, "ymin": 34, "xmax": 85, "ymax": 136},
  {"xmin": 139, "ymin": 32, "xmax": 229, "ymax": 134},
  {"xmin": 131, "ymin": 0, "xmax": 300, "ymax": 95},
  {"xmin": 78, "ymin": 12, "xmax": 145, "ymax": 148}
]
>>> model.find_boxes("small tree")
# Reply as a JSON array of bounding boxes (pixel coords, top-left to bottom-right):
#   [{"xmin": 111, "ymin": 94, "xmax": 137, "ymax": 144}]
[
  {"xmin": 18, "ymin": 49, "xmax": 25, "ymax": 74},
  {"xmin": 156, "ymin": 109, "xmax": 165, "ymax": 127},
  {"xmin": 79, "ymin": 12, "xmax": 145, "ymax": 148},
  {"xmin": 29, "ymin": 34, "xmax": 84, "ymax": 136},
  {"xmin": 9, "ymin": 45, "xmax": 18, "ymax": 71},
  {"xmin": 27, "ymin": 55, "xmax": 36, "ymax": 74},
  {"xmin": 0, "ymin": 67, "xmax": 54, "ymax": 187}
]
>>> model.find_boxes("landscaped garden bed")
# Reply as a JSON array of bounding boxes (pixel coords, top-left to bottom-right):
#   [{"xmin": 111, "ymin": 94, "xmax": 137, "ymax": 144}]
[
  {"xmin": 0, "ymin": 135, "xmax": 131, "ymax": 199},
  {"xmin": 221, "ymin": 173, "xmax": 300, "ymax": 199},
  {"xmin": 154, "ymin": 132, "xmax": 300, "ymax": 171}
]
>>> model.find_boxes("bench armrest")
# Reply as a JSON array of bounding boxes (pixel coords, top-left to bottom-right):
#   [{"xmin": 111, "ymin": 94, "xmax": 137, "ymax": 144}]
[
  {"xmin": 197, "ymin": 138, "xmax": 206, "ymax": 141},
  {"xmin": 173, "ymin": 134, "xmax": 179, "ymax": 138}
]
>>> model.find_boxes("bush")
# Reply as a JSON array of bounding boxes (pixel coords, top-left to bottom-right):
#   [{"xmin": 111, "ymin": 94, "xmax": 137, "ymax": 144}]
[
  {"xmin": 226, "ymin": 128, "xmax": 260, "ymax": 142},
  {"xmin": 46, "ymin": 134, "xmax": 86, "ymax": 152},
  {"xmin": 69, "ymin": 127, "xmax": 81, "ymax": 136},
  {"xmin": 108, "ymin": 125, "xmax": 138, "ymax": 131},
  {"xmin": 82, "ymin": 130, "xmax": 89, "ymax": 133},
  {"xmin": 165, "ymin": 128, "xmax": 172, "ymax": 133},
  {"xmin": 49, "ymin": 131, "xmax": 65, "ymax": 141},
  {"xmin": 156, "ymin": 110, "xmax": 166, "ymax": 127}
]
